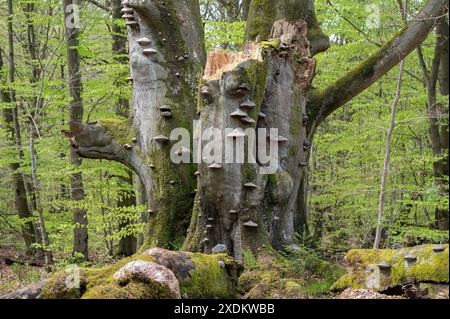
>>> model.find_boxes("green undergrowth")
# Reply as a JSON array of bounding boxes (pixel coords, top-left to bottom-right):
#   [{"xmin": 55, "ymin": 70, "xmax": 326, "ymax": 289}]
[{"xmin": 239, "ymin": 245, "xmax": 344, "ymax": 298}]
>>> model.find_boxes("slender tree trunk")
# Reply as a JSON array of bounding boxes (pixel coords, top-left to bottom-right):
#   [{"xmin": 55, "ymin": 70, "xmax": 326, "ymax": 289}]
[
  {"xmin": 99, "ymin": 170, "xmax": 113, "ymax": 255},
  {"xmin": 64, "ymin": 0, "xmax": 89, "ymax": 261},
  {"xmin": 111, "ymin": 0, "xmax": 138, "ymax": 256},
  {"xmin": 373, "ymin": 60, "xmax": 405, "ymax": 249},
  {"xmin": 417, "ymin": 18, "xmax": 449, "ymax": 231},
  {"xmin": 1, "ymin": 0, "xmax": 37, "ymax": 254},
  {"xmin": 29, "ymin": 122, "xmax": 53, "ymax": 264},
  {"xmin": 117, "ymin": 171, "xmax": 138, "ymax": 256},
  {"xmin": 135, "ymin": 175, "xmax": 147, "ymax": 248}
]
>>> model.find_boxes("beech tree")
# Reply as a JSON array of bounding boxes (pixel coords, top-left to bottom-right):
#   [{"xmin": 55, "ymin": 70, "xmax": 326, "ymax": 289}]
[{"xmin": 67, "ymin": 0, "xmax": 448, "ymax": 260}]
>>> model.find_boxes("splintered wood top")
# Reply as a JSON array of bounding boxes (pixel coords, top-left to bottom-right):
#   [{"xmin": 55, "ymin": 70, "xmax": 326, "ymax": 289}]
[{"xmin": 203, "ymin": 44, "xmax": 262, "ymax": 81}]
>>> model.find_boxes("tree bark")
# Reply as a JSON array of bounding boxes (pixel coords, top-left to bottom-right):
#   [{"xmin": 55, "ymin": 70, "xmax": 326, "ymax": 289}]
[
  {"xmin": 416, "ymin": 18, "xmax": 449, "ymax": 231},
  {"xmin": 244, "ymin": 0, "xmax": 330, "ymax": 55},
  {"xmin": 29, "ymin": 122, "xmax": 53, "ymax": 264},
  {"xmin": 373, "ymin": 60, "xmax": 405, "ymax": 249},
  {"xmin": 70, "ymin": 0, "xmax": 206, "ymax": 249},
  {"xmin": 69, "ymin": 0, "xmax": 446, "ymax": 258},
  {"xmin": 117, "ymin": 171, "xmax": 138, "ymax": 256},
  {"xmin": 64, "ymin": 0, "xmax": 89, "ymax": 261},
  {"xmin": 1, "ymin": 0, "xmax": 37, "ymax": 254},
  {"xmin": 184, "ymin": 20, "xmax": 317, "ymax": 258},
  {"xmin": 110, "ymin": 0, "xmax": 139, "ymax": 257}
]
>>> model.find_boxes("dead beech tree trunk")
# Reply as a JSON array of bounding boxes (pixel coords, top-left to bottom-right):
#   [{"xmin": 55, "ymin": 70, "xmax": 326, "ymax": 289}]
[
  {"xmin": 64, "ymin": 0, "xmax": 89, "ymax": 261},
  {"xmin": 183, "ymin": 20, "xmax": 317, "ymax": 258},
  {"xmin": 69, "ymin": 0, "xmax": 447, "ymax": 259},
  {"xmin": 70, "ymin": 0, "xmax": 206, "ymax": 249}
]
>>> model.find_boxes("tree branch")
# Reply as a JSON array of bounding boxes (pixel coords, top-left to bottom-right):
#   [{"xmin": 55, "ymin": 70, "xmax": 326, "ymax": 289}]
[
  {"xmin": 86, "ymin": 0, "xmax": 110, "ymax": 12},
  {"xmin": 309, "ymin": 0, "xmax": 448, "ymax": 127}
]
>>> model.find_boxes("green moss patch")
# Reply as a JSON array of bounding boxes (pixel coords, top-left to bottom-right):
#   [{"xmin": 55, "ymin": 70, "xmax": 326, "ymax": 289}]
[
  {"xmin": 180, "ymin": 253, "xmax": 236, "ymax": 299},
  {"xmin": 98, "ymin": 118, "xmax": 134, "ymax": 145},
  {"xmin": 333, "ymin": 244, "xmax": 449, "ymax": 292}
]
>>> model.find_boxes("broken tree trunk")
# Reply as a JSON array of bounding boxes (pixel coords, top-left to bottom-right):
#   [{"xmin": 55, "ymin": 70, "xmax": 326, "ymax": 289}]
[{"xmin": 183, "ymin": 20, "xmax": 317, "ymax": 259}]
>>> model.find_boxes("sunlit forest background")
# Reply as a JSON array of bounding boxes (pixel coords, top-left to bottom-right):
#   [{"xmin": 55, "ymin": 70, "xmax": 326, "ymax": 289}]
[{"xmin": 0, "ymin": 0, "xmax": 447, "ymax": 293}]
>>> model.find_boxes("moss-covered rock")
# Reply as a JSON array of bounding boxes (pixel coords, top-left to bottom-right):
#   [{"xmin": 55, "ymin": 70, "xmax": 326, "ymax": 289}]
[
  {"xmin": 333, "ymin": 244, "xmax": 449, "ymax": 293},
  {"xmin": 39, "ymin": 249, "xmax": 240, "ymax": 299},
  {"xmin": 143, "ymin": 248, "xmax": 239, "ymax": 298},
  {"xmin": 113, "ymin": 260, "xmax": 181, "ymax": 298}
]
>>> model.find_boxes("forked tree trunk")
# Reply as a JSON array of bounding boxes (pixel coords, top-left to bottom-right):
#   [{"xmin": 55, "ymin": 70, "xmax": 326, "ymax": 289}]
[{"xmin": 70, "ymin": 0, "xmax": 447, "ymax": 259}]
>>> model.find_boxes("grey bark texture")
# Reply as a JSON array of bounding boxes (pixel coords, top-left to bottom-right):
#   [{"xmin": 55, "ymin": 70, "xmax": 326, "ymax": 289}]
[
  {"xmin": 1, "ymin": 0, "xmax": 37, "ymax": 253},
  {"xmin": 373, "ymin": 60, "xmax": 405, "ymax": 249},
  {"xmin": 64, "ymin": 0, "xmax": 89, "ymax": 260}
]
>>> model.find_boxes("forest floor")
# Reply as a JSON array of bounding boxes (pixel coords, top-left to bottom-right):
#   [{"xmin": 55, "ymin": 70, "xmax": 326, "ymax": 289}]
[
  {"xmin": 0, "ymin": 247, "xmax": 49, "ymax": 296},
  {"xmin": 1, "ymin": 246, "xmax": 447, "ymax": 299}
]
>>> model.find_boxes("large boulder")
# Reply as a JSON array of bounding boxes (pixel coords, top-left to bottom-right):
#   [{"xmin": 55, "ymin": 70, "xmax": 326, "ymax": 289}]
[
  {"xmin": 333, "ymin": 244, "xmax": 449, "ymax": 298},
  {"xmin": 113, "ymin": 260, "xmax": 181, "ymax": 298},
  {"xmin": 143, "ymin": 248, "xmax": 241, "ymax": 298},
  {"xmin": 143, "ymin": 248, "xmax": 195, "ymax": 283}
]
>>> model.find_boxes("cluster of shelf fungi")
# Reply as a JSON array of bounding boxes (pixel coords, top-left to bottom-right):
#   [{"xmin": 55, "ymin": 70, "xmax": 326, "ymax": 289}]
[
  {"xmin": 375, "ymin": 245, "xmax": 446, "ymax": 271},
  {"xmin": 119, "ymin": 1, "xmax": 315, "ymax": 255}
]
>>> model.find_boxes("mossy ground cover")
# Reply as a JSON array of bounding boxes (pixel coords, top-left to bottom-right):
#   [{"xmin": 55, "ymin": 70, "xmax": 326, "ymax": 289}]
[
  {"xmin": 40, "ymin": 251, "xmax": 237, "ymax": 299},
  {"xmin": 333, "ymin": 244, "xmax": 449, "ymax": 291},
  {"xmin": 239, "ymin": 246, "xmax": 344, "ymax": 298}
]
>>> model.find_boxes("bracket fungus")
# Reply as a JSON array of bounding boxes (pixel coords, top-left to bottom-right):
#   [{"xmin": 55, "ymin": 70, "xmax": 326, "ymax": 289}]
[
  {"xmin": 230, "ymin": 109, "xmax": 248, "ymax": 118},
  {"xmin": 126, "ymin": 21, "xmax": 139, "ymax": 27},
  {"xmin": 121, "ymin": 7, "xmax": 133, "ymax": 14},
  {"xmin": 243, "ymin": 221, "xmax": 258, "ymax": 228},
  {"xmin": 433, "ymin": 245, "xmax": 446, "ymax": 253},
  {"xmin": 404, "ymin": 255, "xmax": 417, "ymax": 262},
  {"xmin": 153, "ymin": 135, "xmax": 170, "ymax": 143},
  {"xmin": 239, "ymin": 100, "xmax": 256, "ymax": 110},
  {"xmin": 377, "ymin": 261, "xmax": 391, "ymax": 270},
  {"xmin": 122, "ymin": 14, "xmax": 135, "ymax": 20},
  {"xmin": 137, "ymin": 37, "xmax": 152, "ymax": 46},
  {"xmin": 240, "ymin": 116, "xmax": 256, "ymax": 125},
  {"xmin": 143, "ymin": 48, "xmax": 158, "ymax": 56}
]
